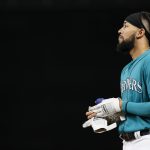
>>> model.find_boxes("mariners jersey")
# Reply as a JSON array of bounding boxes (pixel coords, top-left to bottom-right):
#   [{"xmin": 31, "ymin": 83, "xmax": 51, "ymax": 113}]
[{"xmin": 118, "ymin": 49, "xmax": 150, "ymax": 133}]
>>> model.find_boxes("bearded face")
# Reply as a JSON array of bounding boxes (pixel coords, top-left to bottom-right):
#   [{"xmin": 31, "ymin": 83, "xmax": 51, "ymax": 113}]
[{"xmin": 116, "ymin": 33, "xmax": 136, "ymax": 54}]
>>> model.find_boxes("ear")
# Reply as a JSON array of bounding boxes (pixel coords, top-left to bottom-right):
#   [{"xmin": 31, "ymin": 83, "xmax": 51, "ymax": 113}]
[{"xmin": 136, "ymin": 28, "xmax": 145, "ymax": 39}]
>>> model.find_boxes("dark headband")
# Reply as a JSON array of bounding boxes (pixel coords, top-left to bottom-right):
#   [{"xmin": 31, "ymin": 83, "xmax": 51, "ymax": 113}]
[{"xmin": 125, "ymin": 12, "xmax": 150, "ymax": 40}]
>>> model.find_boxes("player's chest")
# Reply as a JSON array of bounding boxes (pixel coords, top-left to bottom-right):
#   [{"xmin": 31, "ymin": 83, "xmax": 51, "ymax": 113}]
[{"xmin": 120, "ymin": 63, "xmax": 144, "ymax": 94}]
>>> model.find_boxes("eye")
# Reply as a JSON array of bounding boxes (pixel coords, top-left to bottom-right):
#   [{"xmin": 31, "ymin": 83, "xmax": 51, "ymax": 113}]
[{"xmin": 123, "ymin": 24, "xmax": 128, "ymax": 28}]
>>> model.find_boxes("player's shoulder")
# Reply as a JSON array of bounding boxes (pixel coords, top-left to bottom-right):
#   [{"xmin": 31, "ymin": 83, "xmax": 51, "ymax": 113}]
[
  {"xmin": 143, "ymin": 50, "xmax": 150, "ymax": 64},
  {"xmin": 142, "ymin": 50, "xmax": 150, "ymax": 71}
]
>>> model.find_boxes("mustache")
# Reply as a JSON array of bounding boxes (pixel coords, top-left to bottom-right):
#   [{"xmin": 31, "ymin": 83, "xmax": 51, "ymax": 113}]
[{"xmin": 118, "ymin": 35, "xmax": 124, "ymax": 41}]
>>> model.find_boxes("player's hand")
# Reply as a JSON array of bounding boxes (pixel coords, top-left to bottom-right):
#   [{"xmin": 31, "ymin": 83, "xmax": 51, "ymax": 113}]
[
  {"xmin": 89, "ymin": 98, "xmax": 121, "ymax": 117},
  {"xmin": 86, "ymin": 111, "xmax": 97, "ymax": 119}
]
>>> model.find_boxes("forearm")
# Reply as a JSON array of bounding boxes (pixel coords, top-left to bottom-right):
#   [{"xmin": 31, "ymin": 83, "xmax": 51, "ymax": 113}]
[{"xmin": 122, "ymin": 101, "xmax": 150, "ymax": 117}]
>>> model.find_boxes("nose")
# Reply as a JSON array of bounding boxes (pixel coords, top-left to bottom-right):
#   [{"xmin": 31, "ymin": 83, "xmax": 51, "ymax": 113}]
[
  {"xmin": 118, "ymin": 28, "xmax": 121, "ymax": 35},
  {"xmin": 118, "ymin": 26, "xmax": 124, "ymax": 35}
]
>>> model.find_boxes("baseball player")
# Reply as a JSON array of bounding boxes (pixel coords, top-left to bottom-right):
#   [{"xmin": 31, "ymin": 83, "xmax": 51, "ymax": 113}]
[{"xmin": 85, "ymin": 11, "xmax": 150, "ymax": 150}]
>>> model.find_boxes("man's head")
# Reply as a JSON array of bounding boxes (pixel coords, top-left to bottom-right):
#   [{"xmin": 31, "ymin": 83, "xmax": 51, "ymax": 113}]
[{"xmin": 116, "ymin": 11, "xmax": 150, "ymax": 54}]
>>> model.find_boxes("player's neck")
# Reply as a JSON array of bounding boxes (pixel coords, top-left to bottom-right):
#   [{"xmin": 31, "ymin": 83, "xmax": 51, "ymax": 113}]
[{"xmin": 129, "ymin": 42, "xmax": 150, "ymax": 60}]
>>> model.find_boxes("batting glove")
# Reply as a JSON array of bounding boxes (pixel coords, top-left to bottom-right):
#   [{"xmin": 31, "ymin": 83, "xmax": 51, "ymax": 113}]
[{"xmin": 89, "ymin": 98, "xmax": 121, "ymax": 117}]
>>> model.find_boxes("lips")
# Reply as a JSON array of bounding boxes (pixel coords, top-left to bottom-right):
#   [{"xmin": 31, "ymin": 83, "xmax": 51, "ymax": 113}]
[{"xmin": 118, "ymin": 35, "xmax": 124, "ymax": 43}]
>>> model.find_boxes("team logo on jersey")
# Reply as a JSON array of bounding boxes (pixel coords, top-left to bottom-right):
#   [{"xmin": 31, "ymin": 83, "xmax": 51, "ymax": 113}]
[{"xmin": 121, "ymin": 78, "xmax": 142, "ymax": 93}]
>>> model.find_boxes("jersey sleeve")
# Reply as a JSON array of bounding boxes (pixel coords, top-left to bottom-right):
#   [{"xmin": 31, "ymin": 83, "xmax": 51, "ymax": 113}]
[{"xmin": 122, "ymin": 101, "xmax": 150, "ymax": 117}]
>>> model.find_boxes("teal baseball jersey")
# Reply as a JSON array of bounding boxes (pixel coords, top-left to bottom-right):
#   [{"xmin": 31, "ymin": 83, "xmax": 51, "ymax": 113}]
[{"xmin": 118, "ymin": 50, "xmax": 150, "ymax": 133}]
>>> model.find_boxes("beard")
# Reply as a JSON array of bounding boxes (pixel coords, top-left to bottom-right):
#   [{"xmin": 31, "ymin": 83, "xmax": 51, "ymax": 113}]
[{"xmin": 116, "ymin": 34, "xmax": 135, "ymax": 54}]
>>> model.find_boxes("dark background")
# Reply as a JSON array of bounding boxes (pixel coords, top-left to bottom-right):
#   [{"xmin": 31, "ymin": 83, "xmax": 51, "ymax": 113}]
[{"xmin": 1, "ymin": 1, "xmax": 150, "ymax": 150}]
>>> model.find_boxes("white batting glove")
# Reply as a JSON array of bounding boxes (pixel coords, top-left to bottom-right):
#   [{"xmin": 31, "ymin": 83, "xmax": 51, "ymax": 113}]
[
  {"xmin": 82, "ymin": 117, "xmax": 118, "ymax": 133},
  {"xmin": 82, "ymin": 118, "xmax": 93, "ymax": 128},
  {"xmin": 89, "ymin": 98, "xmax": 121, "ymax": 117}
]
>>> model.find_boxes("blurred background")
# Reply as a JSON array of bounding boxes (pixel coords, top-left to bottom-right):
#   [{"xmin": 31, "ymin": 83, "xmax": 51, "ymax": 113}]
[{"xmin": 1, "ymin": 0, "xmax": 150, "ymax": 150}]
